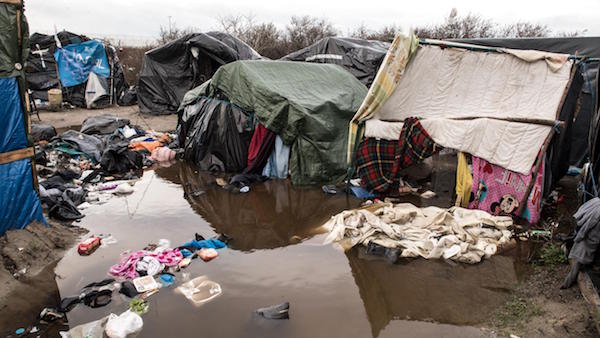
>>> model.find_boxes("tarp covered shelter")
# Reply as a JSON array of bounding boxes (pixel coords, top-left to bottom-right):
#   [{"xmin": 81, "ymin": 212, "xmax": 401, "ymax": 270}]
[
  {"xmin": 349, "ymin": 34, "xmax": 581, "ymax": 224},
  {"xmin": 455, "ymin": 37, "xmax": 600, "ymax": 168},
  {"xmin": 137, "ymin": 32, "xmax": 261, "ymax": 115},
  {"xmin": 25, "ymin": 31, "xmax": 131, "ymax": 108},
  {"xmin": 0, "ymin": 0, "xmax": 45, "ymax": 235},
  {"xmin": 280, "ymin": 37, "xmax": 390, "ymax": 87},
  {"xmin": 178, "ymin": 60, "xmax": 368, "ymax": 185}
]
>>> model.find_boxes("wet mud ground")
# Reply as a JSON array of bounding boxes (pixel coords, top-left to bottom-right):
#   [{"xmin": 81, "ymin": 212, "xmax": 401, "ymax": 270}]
[{"xmin": 23, "ymin": 159, "xmax": 534, "ymax": 338}]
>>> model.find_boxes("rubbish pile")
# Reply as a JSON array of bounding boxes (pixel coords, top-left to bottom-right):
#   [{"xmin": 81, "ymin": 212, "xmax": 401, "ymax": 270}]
[
  {"xmin": 34, "ymin": 114, "xmax": 178, "ymax": 221},
  {"xmin": 55, "ymin": 234, "xmax": 228, "ymax": 337}
]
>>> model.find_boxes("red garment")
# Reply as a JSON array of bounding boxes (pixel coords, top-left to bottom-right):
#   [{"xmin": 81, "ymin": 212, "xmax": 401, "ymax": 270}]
[{"xmin": 247, "ymin": 124, "xmax": 270, "ymax": 166}]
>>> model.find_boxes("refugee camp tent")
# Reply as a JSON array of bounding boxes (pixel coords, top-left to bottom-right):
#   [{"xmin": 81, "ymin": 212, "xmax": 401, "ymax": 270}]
[
  {"xmin": 0, "ymin": 0, "xmax": 46, "ymax": 234},
  {"xmin": 25, "ymin": 31, "xmax": 133, "ymax": 108},
  {"xmin": 455, "ymin": 37, "xmax": 600, "ymax": 168},
  {"xmin": 178, "ymin": 60, "xmax": 368, "ymax": 185},
  {"xmin": 348, "ymin": 34, "xmax": 581, "ymax": 224},
  {"xmin": 137, "ymin": 32, "xmax": 261, "ymax": 115},
  {"xmin": 280, "ymin": 37, "xmax": 390, "ymax": 87}
]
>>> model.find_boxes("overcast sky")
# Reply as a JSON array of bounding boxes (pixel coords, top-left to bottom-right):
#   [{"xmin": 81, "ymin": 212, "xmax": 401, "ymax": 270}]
[{"xmin": 26, "ymin": 0, "xmax": 600, "ymax": 45}]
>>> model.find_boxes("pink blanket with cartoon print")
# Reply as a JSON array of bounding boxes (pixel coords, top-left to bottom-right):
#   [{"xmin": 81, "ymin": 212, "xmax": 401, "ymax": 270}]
[{"xmin": 469, "ymin": 156, "xmax": 544, "ymax": 225}]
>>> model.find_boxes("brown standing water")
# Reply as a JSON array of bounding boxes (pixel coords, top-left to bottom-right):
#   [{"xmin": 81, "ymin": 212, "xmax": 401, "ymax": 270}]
[{"xmin": 49, "ymin": 161, "xmax": 526, "ymax": 337}]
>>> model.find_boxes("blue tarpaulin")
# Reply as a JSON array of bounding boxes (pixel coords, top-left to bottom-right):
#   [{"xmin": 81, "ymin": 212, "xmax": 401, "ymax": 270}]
[
  {"xmin": 0, "ymin": 77, "xmax": 46, "ymax": 234},
  {"xmin": 0, "ymin": 77, "xmax": 28, "ymax": 152},
  {"xmin": 54, "ymin": 40, "xmax": 110, "ymax": 87}
]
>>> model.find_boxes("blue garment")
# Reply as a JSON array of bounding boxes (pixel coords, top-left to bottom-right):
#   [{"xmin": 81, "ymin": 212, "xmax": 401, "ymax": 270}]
[
  {"xmin": 350, "ymin": 186, "xmax": 375, "ymax": 199},
  {"xmin": 54, "ymin": 40, "xmax": 110, "ymax": 87},
  {"xmin": 262, "ymin": 136, "xmax": 290, "ymax": 179},
  {"xmin": 181, "ymin": 239, "xmax": 227, "ymax": 250},
  {"xmin": 180, "ymin": 249, "xmax": 193, "ymax": 257}
]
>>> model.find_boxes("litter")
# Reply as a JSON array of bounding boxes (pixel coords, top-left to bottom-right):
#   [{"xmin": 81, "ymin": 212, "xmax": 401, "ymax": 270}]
[
  {"xmin": 177, "ymin": 276, "xmax": 222, "ymax": 305},
  {"xmin": 59, "ymin": 316, "xmax": 108, "ymax": 338},
  {"xmin": 129, "ymin": 299, "xmax": 149, "ymax": 315},
  {"xmin": 159, "ymin": 273, "xmax": 175, "ymax": 286},
  {"xmin": 420, "ymin": 190, "xmax": 436, "ymax": 199},
  {"xmin": 255, "ymin": 302, "xmax": 290, "ymax": 319},
  {"xmin": 114, "ymin": 183, "xmax": 134, "ymax": 195},
  {"xmin": 105, "ymin": 310, "xmax": 143, "ymax": 338},
  {"xmin": 133, "ymin": 276, "xmax": 159, "ymax": 293},
  {"xmin": 78, "ymin": 237, "xmax": 101, "ymax": 256},
  {"xmin": 136, "ymin": 256, "xmax": 164, "ymax": 276},
  {"xmin": 198, "ymin": 248, "xmax": 219, "ymax": 262},
  {"xmin": 15, "ymin": 328, "xmax": 25, "ymax": 335}
]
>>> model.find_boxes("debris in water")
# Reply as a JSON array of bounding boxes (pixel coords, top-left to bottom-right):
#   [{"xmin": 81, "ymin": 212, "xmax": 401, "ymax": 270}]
[{"xmin": 255, "ymin": 302, "xmax": 290, "ymax": 319}]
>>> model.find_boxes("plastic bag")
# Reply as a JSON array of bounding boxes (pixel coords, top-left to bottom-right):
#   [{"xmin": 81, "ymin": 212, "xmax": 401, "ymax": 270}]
[
  {"xmin": 177, "ymin": 276, "xmax": 222, "ymax": 305},
  {"xmin": 59, "ymin": 316, "xmax": 108, "ymax": 338},
  {"xmin": 105, "ymin": 310, "xmax": 143, "ymax": 338}
]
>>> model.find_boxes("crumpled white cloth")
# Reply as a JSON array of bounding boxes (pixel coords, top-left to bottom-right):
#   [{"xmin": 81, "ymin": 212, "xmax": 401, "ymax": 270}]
[{"xmin": 323, "ymin": 203, "xmax": 513, "ymax": 264}]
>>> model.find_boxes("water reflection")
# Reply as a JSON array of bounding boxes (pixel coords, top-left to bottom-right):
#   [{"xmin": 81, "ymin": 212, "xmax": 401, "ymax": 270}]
[
  {"xmin": 154, "ymin": 163, "xmax": 362, "ymax": 251},
  {"xmin": 346, "ymin": 247, "xmax": 519, "ymax": 337}
]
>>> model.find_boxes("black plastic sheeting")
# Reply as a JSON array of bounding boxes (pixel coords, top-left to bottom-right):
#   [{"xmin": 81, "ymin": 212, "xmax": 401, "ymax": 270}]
[
  {"xmin": 80, "ymin": 115, "xmax": 130, "ymax": 135},
  {"xmin": 281, "ymin": 37, "xmax": 390, "ymax": 87},
  {"xmin": 30, "ymin": 123, "xmax": 56, "ymax": 142},
  {"xmin": 137, "ymin": 32, "xmax": 261, "ymax": 115},
  {"xmin": 178, "ymin": 96, "xmax": 253, "ymax": 172},
  {"xmin": 455, "ymin": 37, "xmax": 600, "ymax": 167},
  {"xmin": 25, "ymin": 31, "xmax": 133, "ymax": 107}
]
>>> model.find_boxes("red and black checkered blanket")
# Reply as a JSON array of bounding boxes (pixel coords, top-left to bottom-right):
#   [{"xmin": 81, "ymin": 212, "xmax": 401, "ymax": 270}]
[{"xmin": 356, "ymin": 117, "xmax": 440, "ymax": 194}]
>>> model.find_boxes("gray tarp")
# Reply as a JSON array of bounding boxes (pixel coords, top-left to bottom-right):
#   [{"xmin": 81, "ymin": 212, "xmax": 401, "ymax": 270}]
[{"xmin": 281, "ymin": 37, "xmax": 390, "ymax": 87}]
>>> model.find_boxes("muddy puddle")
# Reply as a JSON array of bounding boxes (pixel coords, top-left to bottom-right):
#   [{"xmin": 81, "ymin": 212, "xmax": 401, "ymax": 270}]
[{"xmin": 47, "ymin": 160, "xmax": 529, "ymax": 337}]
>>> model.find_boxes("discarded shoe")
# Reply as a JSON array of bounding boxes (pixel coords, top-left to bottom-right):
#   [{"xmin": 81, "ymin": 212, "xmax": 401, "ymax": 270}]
[{"xmin": 255, "ymin": 302, "xmax": 290, "ymax": 319}]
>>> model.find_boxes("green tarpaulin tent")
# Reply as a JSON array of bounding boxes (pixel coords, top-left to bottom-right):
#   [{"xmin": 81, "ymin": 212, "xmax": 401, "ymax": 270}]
[{"xmin": 179, "ymin": 60, "xmax": 368, "ymax": 185}]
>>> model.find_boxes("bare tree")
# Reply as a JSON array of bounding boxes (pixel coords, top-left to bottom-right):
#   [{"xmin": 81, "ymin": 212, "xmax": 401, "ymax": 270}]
[
  {"xmin": 415, "ymin": 8, "xmax": 496, "ymax": 39},
  {"xmin": 157, "ymin": 20, "xmax": 197, "ymax": 45},
  {"xmin": 500, "ymin": 22, "xmax": 550, "ymax": 38},
  {"xmin": 285, "ymin": 16, "xmax": 338, "ymax": 52}
]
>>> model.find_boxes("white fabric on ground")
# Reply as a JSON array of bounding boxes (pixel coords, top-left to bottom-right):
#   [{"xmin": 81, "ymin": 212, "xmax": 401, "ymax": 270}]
[{"xmin": 323, "ymin": 203, "xmax": 513, "ymax": 264}]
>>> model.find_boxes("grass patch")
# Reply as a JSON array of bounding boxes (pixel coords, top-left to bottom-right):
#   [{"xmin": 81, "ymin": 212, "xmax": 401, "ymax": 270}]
[
  {"xmin": 493, "ymin": 296, "xmax": 543, "ymax": 329},
  {"xmin": 538, "ymin": 243, "xmax": 568, "ymax": 266}
]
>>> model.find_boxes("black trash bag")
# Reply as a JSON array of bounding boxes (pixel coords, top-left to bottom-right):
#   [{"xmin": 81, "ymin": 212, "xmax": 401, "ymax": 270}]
[
  {"xmin": 118, "ymin": 86, "xmax": 137, "ymax": 106},
  {"xmin": 255, "ymin": 302, "xmax": 290, "ymax": 319},
  {"xmin": 80, "ymin": 115, "xmax": 130, "ymax": 135},
  {"xmin": 178, "ymin": 96, "xmax": 253, "ymax": 172},
  {"xmin": 31, "ymin": 123, "xmax": 57, "ymax": 142},
  {"xmin": 34, "ymin": 148, "xmax": 48, "ymax": 166},
  {"xmin": 101, "ymin": 143, "xmax": 143, "ymax": 174},
  {"xmin": 47, "ymin": 193, "xmax": 83, "ymax": 221}
]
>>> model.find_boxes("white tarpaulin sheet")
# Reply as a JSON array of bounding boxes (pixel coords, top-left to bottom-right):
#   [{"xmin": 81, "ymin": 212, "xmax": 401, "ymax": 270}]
[{"xmin": 369, "ymin": 44, "xmax": 572, "ymax": 174}]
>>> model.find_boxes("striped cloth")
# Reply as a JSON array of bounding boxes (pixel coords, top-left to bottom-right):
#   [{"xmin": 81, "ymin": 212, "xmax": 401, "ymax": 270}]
[{"xmin": 357, "ymin": 117, "xmax": 440, "ymax": 194}]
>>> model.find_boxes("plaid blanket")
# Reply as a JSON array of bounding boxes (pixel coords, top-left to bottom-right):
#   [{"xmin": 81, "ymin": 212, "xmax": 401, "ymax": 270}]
[{"xmin": 357, "ymin": 117, "xmax": 440, "ymax": 194}]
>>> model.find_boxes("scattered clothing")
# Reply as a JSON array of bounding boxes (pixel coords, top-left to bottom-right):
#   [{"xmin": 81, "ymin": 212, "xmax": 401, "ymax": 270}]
[
  {"xmin": 357, "ymin": 117, "xmax": 440, "ymax": 195},
  {"xmin": 150, "ymin": 146, "xmax": 176, "ymax": 162},
  {"xmin": 262, "ymin": 135, "xmax": 290, "ymax": 179},
  {"xmin": 245, "ymin": 123, "xmax": 276, "ymax": 174},
  {"xmin": 179, "ymin": 239, "xmax": 227, "ymax": 252},
  {"xmin": 469, "ymin": 156, "xmax": 544, "ymax": 225},
  {"xmin": 109, "ymin": 249, "xmax": 183, "ymax": 279},
  {"xmin": 324, "ymin": 202, "xmax": 513, "ymax": 264}
]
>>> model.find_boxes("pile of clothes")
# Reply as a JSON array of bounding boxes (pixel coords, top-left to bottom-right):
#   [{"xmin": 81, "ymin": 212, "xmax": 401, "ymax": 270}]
[
  {"xmin": 34, "ymin": 114, "xmax": 179, "ymax": 221},
  {"xmin": 323, "ymin": 202, "xmax": 513, "ymax": 264}
]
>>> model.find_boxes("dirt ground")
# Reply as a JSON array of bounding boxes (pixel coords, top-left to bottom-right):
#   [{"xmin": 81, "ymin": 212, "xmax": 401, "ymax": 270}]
[
  {"xmin": 34, "ymin": 105, "xmax": 177, "ymax": 132},
  {"xmin": 0, "ymin": 220, "xmax": 86, "ymax": 333}
]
